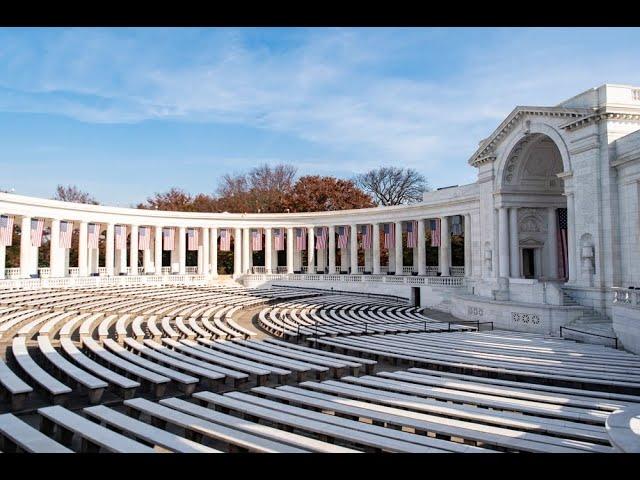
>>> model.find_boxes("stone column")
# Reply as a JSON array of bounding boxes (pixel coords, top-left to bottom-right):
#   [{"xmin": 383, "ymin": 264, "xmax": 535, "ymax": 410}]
[
  {"xmin": 307, "ymin": 226, "xmax": 315, "ymax": 273},
  {"xmin": 328, "ymin": 226, "xmax": 336, "ymax": 274},
  {"xmin": 372, "ymin": 223, "xmax": 381, "ymax": 275},
  {"xmin": 509, "ymin": 207, "xmax": 520, "ymax": 278},
  {"xmin": 154, "ymin": 227, "xmax": 163, "ymax": 274},
  {"xmin": 78, "ymin": 221, "xmax": 88, "ymax": 277},
  {"xmin": 349, "ymin": 224, "xmax": 358, "ymax": 274},
  {"xmin": 201, "ymin": 227, "xmax": 209, "ymax": 275},
  {"xmin": 440, "ymin": 216, "xmax": 451, "ymax": 277},
  {"xmin": 105, "ymin": 223, "xmax": 115, "ymax": 276},
  {"xmin": 143, "ymin": 241, "xmax": 153, "ymax": 274},
  {"xmin": 130, "ymin": 225, "xmax": 139, "ymax": 274},
  {"xmin": 234, "ymin": 228, "xmax": 242, "ymax": 277},
  {"xmin": 264, "ymin": 227, "xmax": 272, "ymax": 273},
  {"xmin": 242, "ymin": 227, "xmax": 250, "ymax": 274},
  {"xmin": 498, "ymin": 208, "xmax": 509, "ymax": 278},
  {"xmin": 286, "ymin": 227, "xmax": 294, "ymax": 274},
  {"xmin": 50, "ymin": 219, "xmax": 62, "ymax": 277},
  {"xmin": 0, "ymin": 243, "xmax": 5, "ymax": 279},
  {"xmin": 19, "ymin": 216, "xmax": 32, "ymax": 278},
  {"xmin": 464, "ymin": 214, "xmax": 471, "ymax": 277},
  {"xmin": 418, "ymin": 219, "xmax": 426, "ymax": 276},
  {"xmin": 547, "ymin": 208, "xmax": 558, "ymax": 279},
  {"xmin": 178, "ymin": 227, "xmax": 186, "ymax": 274},
  {"xmin": 394, "ymin": 221, "xmax": 403, "ymax": 275},
  {"xmin": 567, "ymin": 193, "xmax": 577, "ymax": 283},
  {"xmin": 210, "ymin": 227, "xmax": 218, "ymax": 277}
]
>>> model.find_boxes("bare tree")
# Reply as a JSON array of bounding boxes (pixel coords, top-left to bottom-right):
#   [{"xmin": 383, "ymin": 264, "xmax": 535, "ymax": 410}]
[
  {"xmin": 354, "ymin": 166, "xmax": 429, "ymax": 206},
  {"xmin": 53, "ymin": 185, "xmax": 99, "ymax": 205}
]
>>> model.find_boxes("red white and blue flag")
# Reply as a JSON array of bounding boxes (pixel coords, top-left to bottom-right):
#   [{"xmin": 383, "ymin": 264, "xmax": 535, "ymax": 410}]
[
  {"xmin": 219, "ymin": 228, "xmax": 231, "ymax": 251},
  {"xmin": 187, "ymin": 228, "xmax": 199, "ymax": 251},
  {"xmin": 88, "ymin": 223, "xmax": 100, "ymax": 249},
  {"xmin": 430, "ymin": 219, "xmax": 441, "ymax": 247},
  {"xmin": 451, "ymin": 215, "xmax": 463, "ymax": 235},
  {"xmin": 383, "ymin": 223, "xmax": 395, "ymax": 249},
  {"xmin": 273, "ymin": 228, "xmax": 285, "ymax": 251},
  {"xmin": 251, "ymin": 229, "xmax": 263, "ymax": 251},
  {"xmin": 337, "ymin": 226, "xmax": 349, "ymax": 249},
  {"xmin": 59, "ymin": 221, "xmax": 73, "ymax": 249},
  {"xmin": 31, "ymin": 218, "xmax": 44, "ymax": 247},
  {"xmin": 557, "ymin": 208, "xmax": 568, "ymax": 279},
  {"xmin": 138, "ymin": 226, "xmax": 150, "ymax": 250},
  {"xmin": 295, "ymin": 228, "xmax": 306, "ymax": 251},
  {"xmin": 115, "ymin": 225, "xmax": 127, "ymax": 250},
  {"xmin": 315, "ymin": 227, "xmax": 328, "ymax": 250},
  {"xmin": 406, "ymin": 220, "xmax": 418, "ymax": 249},
  {"xmin": 163, "ymin": 227, "xmax": 175, "ymax": 251},
  {"xmin": 0, "ymin": 215, "xmax": 14, "ymax": 247},
  {"xmin": 360, "ymin": 225, "xmax": 372, "ymax": 249}
]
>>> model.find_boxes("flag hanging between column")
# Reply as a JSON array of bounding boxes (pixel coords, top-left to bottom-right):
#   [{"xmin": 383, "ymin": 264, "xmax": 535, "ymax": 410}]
[
  {"xmin": 138, "ymin": 226, "xmax": 150, "ymax": 250},
  {"xmin": 361, "ymin": 225, "xmax": 372, "ymax": 249},
  {"xmin": 451, "ymin": 215, "xmax": 463, "ymax": 235},
  {"xmin": 557, "ymin": 208, "xmax": 569, "ymax": 279},
  {"xmin": 88, "ymin": 223, "xmax": 100, "ymax": 249},
  {"xmin": 274, "ymin": 228, "xmax": 285, "ymax": 251},
  {"xmin": 383, "ymin": 223, "xmax": 394, "ymax": 249},
  {"xmin": 251, "ymin": 229, "xmax": 263, "ymax": 251},
  {"xmin": 0, "ymin": 215, "xmax": 14, "ymax": 246},
  {"xmin": 430, "ymin": 219, "xmax": 441, "ymax": 247},
  {"xmin": 31, "ymin": 218, "xmax": 44, "ymax": 247},
  {"xmin": 163, "ymin": 227, "xmax": 175, "ymax": 251},
  {"xmin": 315, "ymin": 227, "xmax": 327, "ymax": 249},
  {"xmin": 115, "ymin": 225, "xmax": 127, "ymax": 250},
  {"xmin": 219, "ymin": 229, "xmax": 231, "ymax": 251},
  {"xmin": 59, "ymin": 221, "xmax": 73, "ymax": 249},
  {"xmin": 295, "ymin": 228, "xmax": 306, "ymax": 251},
  {"xmin": 406, "ymin": 221, "xmax": 418, "ymax": 248},
  {"xmin": 337, "ymin": 226, "xmax": 349, "ymax": 249},
  {"xmin": 187, "ymin": 228, "xmax": 199, "ymax": 251}
]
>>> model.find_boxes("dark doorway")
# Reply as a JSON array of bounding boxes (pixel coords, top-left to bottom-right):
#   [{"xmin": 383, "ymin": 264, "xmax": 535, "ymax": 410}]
[{"xmin": 522, "ymin": 248, "xmax": 535, "ymax": 279}]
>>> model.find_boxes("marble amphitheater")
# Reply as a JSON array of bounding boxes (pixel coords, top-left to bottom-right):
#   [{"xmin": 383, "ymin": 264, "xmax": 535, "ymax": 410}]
[{"xmin": 1, "ymin": 83, "xmax": 640, "ymax": 453}]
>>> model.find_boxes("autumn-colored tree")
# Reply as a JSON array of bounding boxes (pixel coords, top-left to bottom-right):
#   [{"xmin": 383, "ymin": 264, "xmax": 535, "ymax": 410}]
[
  {"xmin": 137, "ymin": 188, "xmax": 197, "ymax": 212},
  {"xmin": 53, "ymin": 185, "xmax": 99, "ymax": 205},
  {"xmin": 285, "ymin": 176, "xmax": 375, "ymax": 212}
]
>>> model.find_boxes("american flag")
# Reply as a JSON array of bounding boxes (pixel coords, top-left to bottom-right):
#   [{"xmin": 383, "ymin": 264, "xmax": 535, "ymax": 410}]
[
  {"xmin": 295, "ymin": 227, "xmax": 306, "ymax": 251},
  {"xmin": 219, "ymin": 228, "xmax": 231, "ymax": 251},
  {"xmin": 0, "ymin": 215, "xmax": 14, "ymax": 247},
  {"xmin": 383, "ymin": 223, "xmax": 395, "ymax": 249},
  {"xmin": 163, "ymin": 227, "xmax": 175, "ymax": 251},
  {"xmin": 451, "ymin": 215, "xmax": 464, "ymax": 235},
  {"xmin": 273, "ymin": 228, "xmax": 285, "ymax": 251},
  {"xmin": 360, "ymin": 225, "xmax": 372, "ymax": 249},
  {"xmin": 406, "ymin": 220, "xmax": 418, "ymax": 249},
  {"xmin": 251, "ymin": 229, "xmax": 263, "ymax": 251},
  {"xmin": 557, "ymin": 208, "xmax": 568, "ymax": 279},
  {"xmin": 187, "ymin": 228, "xmax": 199, "ymax": 251},
  {"xmin": 88, "ymin": 223, "xmax": 100, "ymax": 249},
  {"xmin": 138, "ymin": 226, "xmax": 151, "ymax": 250},
  {"xmin": 31, "ymin": 218, "xmax": 44, "ymax": 247},
  {"xmin": 115, "ymin": 225, "xmax": 127, "ymax": 250},
  {"xmin": 59, "ymin": 221, "xmax": 73, "ymax": 249},
  {"xmin": 315, "ymin": 227, "xmax": 327, "ymax": 250},
  {"xmin": 430, "ymin": 219, "xmax": 441, "ymax": 247},
  {"xmin": 337, "ymin": 226, "xmax": 349, "ymax": 249}
]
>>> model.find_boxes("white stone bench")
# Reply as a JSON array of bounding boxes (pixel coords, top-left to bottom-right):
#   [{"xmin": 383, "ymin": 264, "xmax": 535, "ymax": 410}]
[
  {"xmin": 84, "ymin": 337, "xmax": 171, "ymax": 398},
  {"xmin": 0, "ymin": 413, "xmax": 72, "ymax": 453},
  {"xmin": 187, "ymin": 318, "xmax": 211, "ymax": 338},
  {"xmin": 99, "ymin": 314, "xmax": 123, "ymax": 340},
  {"xmin": 174, "ymin": 317, "xmax": 197, "ymax": 339},
  {"xmin": 161, "ymin": 317, "xmax": 180, "ymax": 339},
  {"xmin": 59, "ymin": 313, "xmax": 98, "ymax": 339},
  {"xmin": 37, "ymin": 335, "xmax": 108, "ymax": 404},
  {"xmin": 12, "ymin": 336, "xmax": 72, "ymax": 404},
  {"xmin": 60, "ymin": 338, "xmax": 140, "ymax": 399},
  {"xmin": 103, "ymin": 339, "xmax": 197, "ymax": 395},
  {"xmin": 0, "ymin": 358, "xmax": 33, "ymax": 410},
  {"xmin": 38, "ymin": 405, "xmax": 156, "ymax": 453},
  {"xmin": 84, "ymin": 405, "xmax": 220, "ymax": 453},
  {"xmin": 124, "ymin": 397, "xmax": 307, "ymax": 453}
]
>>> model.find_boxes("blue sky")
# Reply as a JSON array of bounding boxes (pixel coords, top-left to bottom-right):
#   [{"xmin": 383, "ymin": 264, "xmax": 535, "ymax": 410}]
[{"xmin": 0, "ymin": 27, "xmax": 639, "ymax": 206}]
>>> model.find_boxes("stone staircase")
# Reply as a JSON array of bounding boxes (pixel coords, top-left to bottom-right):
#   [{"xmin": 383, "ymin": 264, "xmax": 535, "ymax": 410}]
[{"xmin": 561, "ymin": 289, "xmax": 618, "ymax": 348}]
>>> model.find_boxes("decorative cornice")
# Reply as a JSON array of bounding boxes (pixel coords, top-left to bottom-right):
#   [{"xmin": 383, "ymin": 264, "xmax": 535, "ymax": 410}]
[
  {"xmin": 560, "ymin": 109, "xmax": 640, "ymax": 132},
  {"xmin": 468, "ymin": 106, "xmax": 592, "ymax": 167}
]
